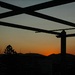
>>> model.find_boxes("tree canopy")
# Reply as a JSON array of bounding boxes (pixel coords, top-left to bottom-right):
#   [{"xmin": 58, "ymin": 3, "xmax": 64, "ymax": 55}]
[{"xmin": 4, "ymin": 45, "xmax": 17, "ymax": 54}]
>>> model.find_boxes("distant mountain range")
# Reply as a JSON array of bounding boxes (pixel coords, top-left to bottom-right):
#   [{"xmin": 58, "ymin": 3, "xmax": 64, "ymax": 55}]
[{"xmin": 0, "ymin": 53, "xmax": 75, "ymax": 75}]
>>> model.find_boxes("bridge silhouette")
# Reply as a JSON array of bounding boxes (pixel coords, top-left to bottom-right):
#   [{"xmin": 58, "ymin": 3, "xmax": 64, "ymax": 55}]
[{"xmin": 0, "ymin": 0, "xmax": 75, "ymax": 75}]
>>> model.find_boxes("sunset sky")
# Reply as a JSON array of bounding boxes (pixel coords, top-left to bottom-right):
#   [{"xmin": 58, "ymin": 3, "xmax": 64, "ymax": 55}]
[{"xmin": 0, "ymin": 0, "xmax": 75, "ymax": 56}]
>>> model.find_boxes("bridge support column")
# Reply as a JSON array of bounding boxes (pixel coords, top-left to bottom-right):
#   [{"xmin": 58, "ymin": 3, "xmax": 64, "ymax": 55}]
[
  {"xmin": 57, "ymin": 30, "xmax": 66, "ymax": 75},
  {"xmin": 61, "ymin": 30, "xmax": 66, "ymax": 56}
]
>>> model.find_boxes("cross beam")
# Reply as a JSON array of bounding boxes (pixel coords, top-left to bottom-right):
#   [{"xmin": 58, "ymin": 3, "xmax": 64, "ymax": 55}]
[
  {"xmin": 20, "ymin": 0, "xmax": 75, "ymax": 11},
  {"xmin": 0, "ymin": 0, "xmax": 75, "ymax": 11},
  {"xmin": 0, "ymin": 1, "xmax": 75, "ymax": 28},
  {"xmin": 57, "ymin": 33, "xmax": 75, "ymax": 37},
  {"xmin": 49, "ymin": 27, "xmax": 75, "ymax": 31},
  {"xmin": 26, "ymin": 12, "xmax": 75, "ymax": 27},
  {"xmin": 0, "ymin": 21, "xmax": 60, "ymax": 35},
  {"xmin": 0, "ymin": 21, "xmax": 75, "ymax": 37}
]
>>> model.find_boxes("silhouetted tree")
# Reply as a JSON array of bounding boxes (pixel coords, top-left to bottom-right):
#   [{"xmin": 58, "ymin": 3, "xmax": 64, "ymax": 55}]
[{"xmin": 4, "ymin": 45, "xmax": 17, "ymax": 54}]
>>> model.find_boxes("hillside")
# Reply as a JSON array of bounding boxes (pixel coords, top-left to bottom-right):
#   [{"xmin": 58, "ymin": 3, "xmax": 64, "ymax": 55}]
[{"xmin": 0, "ymin": 53, "xmax": 75, "ymax": 75}]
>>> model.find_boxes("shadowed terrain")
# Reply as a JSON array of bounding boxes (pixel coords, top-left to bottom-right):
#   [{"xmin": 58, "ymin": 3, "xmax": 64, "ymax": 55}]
[{"xmin": 0, "ymin": 53, "xmax": 75, "ymax": 75}]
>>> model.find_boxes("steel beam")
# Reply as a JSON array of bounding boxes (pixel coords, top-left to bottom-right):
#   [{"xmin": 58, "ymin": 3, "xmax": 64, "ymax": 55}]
[
  {"xmin": 0, "ymin": 0, "xmax": 75, "ymax": 11},
  {"xmin": 57, "ymin": 33, "xmax": 75, "ymax": 37},
  {"xmin": 0, "ymin": 1, "xmax": 75, "ymax": 28},
  {"xmin": 0, "ymin": 1, "xmax": 75, "ymax": 29},
  {"xmin": 49, "ymin": 27, "xmax": 75, "ymax": 31},
  {"xmin": 66, "ymin": 34, "xmax": 75, "ymax": 37},
  {"xmin": 24, "ymin": 0, "xmax": 75, "ymax": 11},
  {"xmin": 0, "ymin": 21, "xmax": 60, "ymax": 35},
  {"xmin": 26, "ymin": 12, "xmax": 75, "ymax": 27},
  {"xmin": 0, "ymin": 1, "xmax": 21, "ymax": 10}
]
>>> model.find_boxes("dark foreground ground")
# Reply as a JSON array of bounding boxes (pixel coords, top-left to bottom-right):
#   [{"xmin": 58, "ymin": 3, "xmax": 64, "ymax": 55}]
[{"xmin": 0, "ymin": 53, "xmax": 75, "ymax": 75}]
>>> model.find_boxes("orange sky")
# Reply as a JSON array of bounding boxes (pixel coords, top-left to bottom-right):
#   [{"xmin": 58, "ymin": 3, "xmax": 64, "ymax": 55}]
[{"xmin": 0, "ymin": 33, "xmax": 75, "ymax": 56}]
